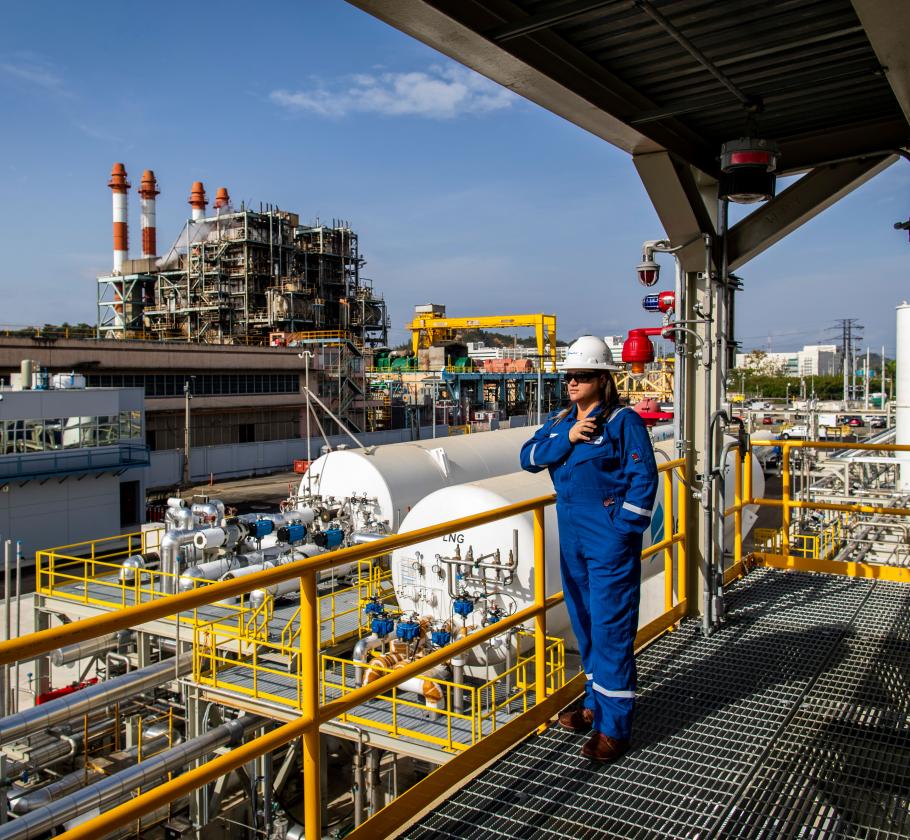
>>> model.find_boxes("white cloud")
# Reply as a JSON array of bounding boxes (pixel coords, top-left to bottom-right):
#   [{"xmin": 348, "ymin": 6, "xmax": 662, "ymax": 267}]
[
  {"xmin": 270, "ymin": 65, "xmax": 516, "ymax": 120},
  {"xmin": 0, "ymin": 57, "xmax": 69, "ymax": 95}
]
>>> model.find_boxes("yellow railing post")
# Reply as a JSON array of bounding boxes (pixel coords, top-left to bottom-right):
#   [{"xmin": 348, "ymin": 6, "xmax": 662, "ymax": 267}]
[
  {"xmin": 663, "ymin": 470, "xmax": 674, "ymax": 615},
  {"xmin": 676, "ymin": 467, "xmax": 687, "ymax": 604},
  {"xmin": 734, "ymin": 451, "xmax": 743, "ymax": 571},
  {"xmin": 781, "ymin": 442, "xmax": 791, "ymax": 556},
  {"xmin": 533, "ymin": 505, "xmax": 547, "ymax": 728},
  {"xmin": 300, "ymin": 570, "xmax": 320, "ymax": 840}
]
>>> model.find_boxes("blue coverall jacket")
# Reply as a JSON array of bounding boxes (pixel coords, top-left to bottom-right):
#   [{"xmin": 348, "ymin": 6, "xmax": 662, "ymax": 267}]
[{"xmin": 520, "ymin": 402, "xmax": 658, "ymax": 740}]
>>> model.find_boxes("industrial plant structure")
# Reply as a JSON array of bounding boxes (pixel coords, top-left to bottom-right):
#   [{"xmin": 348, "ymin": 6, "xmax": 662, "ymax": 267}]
[{"xmin": 97, "ymin": 166, "xmax": 389, "ymax": 347}]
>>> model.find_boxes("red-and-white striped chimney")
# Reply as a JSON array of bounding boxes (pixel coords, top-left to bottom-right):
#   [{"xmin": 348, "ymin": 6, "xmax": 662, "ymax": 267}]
[
  {"xmin": 137, "ymin": 170, "xmax": 159, "ymax": 257},
  {"xmin": 214, "ymin": 186, "xmax": 230, "ymax": 211},
  {"xmin": 188, "ymin": 181, "xmax": 207, "ymax": 221},
  {"xmin": 108, "ymin": 163, "xmax": 130, "ymax": 273}
]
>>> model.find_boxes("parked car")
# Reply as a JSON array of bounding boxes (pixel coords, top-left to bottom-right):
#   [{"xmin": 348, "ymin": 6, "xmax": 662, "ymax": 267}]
[
  {"xmin": 762, "ymin": 416, "xmax": 774, "ymax": 425},
  {"xmin": 870, "ymin": 417, "xmax": 887, "ymax": 429},
  {"xmin": 780, "ymin": 425, "xmax": 807, "ymax": 439},
  {"xmin": 846, "ymin": 416, "xmax": 863, "ymax": 427}
]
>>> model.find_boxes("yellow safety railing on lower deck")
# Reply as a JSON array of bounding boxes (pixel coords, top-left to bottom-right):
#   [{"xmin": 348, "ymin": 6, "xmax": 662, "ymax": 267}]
[
  {"xmin": 4, "ymin": 456, "xmax": 689, "ymax": 840},
  {"xmin": 748, "ymin": 439, "xmax": 910, "ymax": 581},
  {"xmin": 37, "ymin": 540, "xmax": 393, "ymax": 649},
  {"xmin": 319, "ymin": 631, "xmax": 565, "ymax": 753}
]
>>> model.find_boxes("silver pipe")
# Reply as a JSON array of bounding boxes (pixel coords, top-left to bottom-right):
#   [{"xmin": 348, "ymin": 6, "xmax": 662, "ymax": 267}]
[
  {"xmin": 452, "ymin": 655, "xmax": 465, "ymax": 715},
  {"xmin": 159, "ymin": 530, "xmax": 196, "ymax": 595},
  {"xmin": 368, "ymin": 748, "xmax": 382, "ymax": 816},
  {"xmin": 701, "ymin": 230, "xmax": 717, "ymax": 636},
  {"xmin": 10, "ymin": 769, "xmax": 105, "ymax": 815},
  {"xmin": 348, "ymin": 531, "xmax": 388, "ymax": 545},
  {"xmin": 0, "ymin": 654, "xmax": 192, "ymax": 747},
  {"xmin": 352, "ymin": 743, "xmax": 365, "ymax": 826},
  {"xmin": 51, "ymin": 633, "xmax": 122, "ymax": 668},
  {"xmin": 0, "ymin": 716, "xmax": 259, "ymax": 840},
  {"xmin": 353, "ymin": 634, "xmax": 386, "ymax": 684},
  {"xmin": 178, "ymin": 556, "xmax": 247, "ymax": 593},
  {"xmin": 262, "ymin": 726, "xmax": 273, "ymax": 836},
  {"xmin": 119, "ymin": 553, "xmax": 158, "ymax": 585}
]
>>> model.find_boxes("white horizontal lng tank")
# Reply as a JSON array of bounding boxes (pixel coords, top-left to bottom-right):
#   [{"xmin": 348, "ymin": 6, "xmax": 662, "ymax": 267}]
[
  {"xmin": 300, "ymin": 426, "xmax": 539, "ymax": 531},
  {"xmin": 391, "ymin": 439, "xmax": 764, "ymax": 667},
  {"xmin": 391, "ymin": 470, "xmax": 564, "ymax": 672}
]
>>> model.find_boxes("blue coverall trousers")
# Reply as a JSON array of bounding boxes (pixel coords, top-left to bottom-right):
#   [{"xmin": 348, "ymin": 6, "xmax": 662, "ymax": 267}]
[{"xmin": 557, "ymin": 499, "xmax": 642, "ymax": 741}]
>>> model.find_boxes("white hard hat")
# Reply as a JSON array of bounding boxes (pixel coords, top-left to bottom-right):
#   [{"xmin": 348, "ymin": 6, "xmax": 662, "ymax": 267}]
[{"xmin": 559, "ymin": 335, "xmax": 621, "ymax": 371}]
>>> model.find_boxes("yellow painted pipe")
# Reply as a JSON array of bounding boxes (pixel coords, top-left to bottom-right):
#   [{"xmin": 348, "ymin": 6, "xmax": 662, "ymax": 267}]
[
  {"xmin": 750, "ymin": 440, "xmax": 910, "ymax": 452},
  {"xmin": 663, "ymin": 469, "xmax": 674, "ymax": 615},
  {"xmin": 300, "ymin": 570, "xmax": 320, "ymax": 840},
  {"xmin": 749, "ymin": 499, "xmax": 910, "ymax": 517}
]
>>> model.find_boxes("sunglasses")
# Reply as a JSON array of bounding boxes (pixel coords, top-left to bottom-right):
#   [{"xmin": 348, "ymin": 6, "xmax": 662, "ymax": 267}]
[{"xmin": 563, "ymin": 371, "xmax": 599, "ymax": 383}]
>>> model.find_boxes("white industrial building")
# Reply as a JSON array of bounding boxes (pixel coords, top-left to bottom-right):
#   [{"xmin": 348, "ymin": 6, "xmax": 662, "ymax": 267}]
[
  {"xmin": 736, "ymin": 344, "xmax": 842, "ymax": 376},
  {"xmin": 0, "ymin": 385, "xmax": 148, "ymax": 560}
]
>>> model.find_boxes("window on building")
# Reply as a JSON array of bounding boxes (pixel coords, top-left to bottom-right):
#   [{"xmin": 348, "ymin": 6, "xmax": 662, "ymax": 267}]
[
  {"xmin": 86, "ymin": 372, "xmax": 300, "ymax": 398},
  {"xmin": 238, "ymin": 423, "xmax": 256, "ymax": 443}
]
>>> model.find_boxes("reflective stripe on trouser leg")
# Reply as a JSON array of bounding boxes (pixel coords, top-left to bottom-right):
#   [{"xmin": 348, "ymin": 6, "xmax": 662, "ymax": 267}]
[{"xmin": 593, "ymin": 685, "xmax": 635, "ymax": 698}]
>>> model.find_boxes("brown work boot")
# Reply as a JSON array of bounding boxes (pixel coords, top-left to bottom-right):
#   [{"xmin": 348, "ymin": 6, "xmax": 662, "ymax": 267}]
[
  {"xmin": 557, "ymin": 706, "xmax": 594, "ymax": 732},
  {"xmin": 581, "ymin": 731, "xmax": 630, "ymax": 762}
]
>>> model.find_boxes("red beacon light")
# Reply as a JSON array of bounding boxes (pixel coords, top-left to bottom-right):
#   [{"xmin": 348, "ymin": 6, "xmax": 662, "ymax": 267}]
[{"xmin": 622, "ymin": 328, "xmax": 657, "ymax": 376}]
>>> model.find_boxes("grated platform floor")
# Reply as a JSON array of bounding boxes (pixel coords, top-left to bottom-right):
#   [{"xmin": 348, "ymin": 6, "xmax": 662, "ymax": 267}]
[
  {"xmin": 405, "ymin": 568, "xmax": 910, "ymax": 839},
  {"xmin": 211, "ymin": 661, "xmax": 536, "ymax": 753}
]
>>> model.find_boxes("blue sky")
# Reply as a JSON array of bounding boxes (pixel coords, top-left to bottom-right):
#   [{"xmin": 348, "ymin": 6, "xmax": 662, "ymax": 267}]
[{"xmin": 1, "ymin": 1, "xmax": 906, "ymax": 354}]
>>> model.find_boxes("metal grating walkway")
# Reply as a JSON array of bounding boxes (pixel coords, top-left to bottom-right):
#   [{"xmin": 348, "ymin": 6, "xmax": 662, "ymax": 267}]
[{"xmin": 405, "ymin": 568, "xmax": 910, "ymax": 839}]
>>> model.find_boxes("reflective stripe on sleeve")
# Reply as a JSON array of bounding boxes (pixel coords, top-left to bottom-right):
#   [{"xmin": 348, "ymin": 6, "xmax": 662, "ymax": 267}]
[
  {"xmin": 622, "ymin": 501, "xmax": 652, "ymax": 518},
  {"xmin": 593, "ymin": 683, "xmax": 636, "ymax": 699},
  {"xmin": 585, "ymin": 673, "xmax": 594, "ymax": 681},
  {"xmin": 529, "ymin": 443, "xmax": 538, "ymax": 466}
]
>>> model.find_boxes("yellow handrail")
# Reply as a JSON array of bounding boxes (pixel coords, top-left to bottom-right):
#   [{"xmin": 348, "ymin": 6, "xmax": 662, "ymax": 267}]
[
  {"xmin": 747, "ymin": 439, "xmax": 910, "ymax": 581},
  {"xmin": 19, "ymin": 456, "xmax": 690, "ymax": 840}
]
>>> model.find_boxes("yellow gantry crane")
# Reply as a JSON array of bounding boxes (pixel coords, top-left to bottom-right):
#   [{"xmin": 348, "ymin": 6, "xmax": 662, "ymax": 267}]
[{"xmin": 407, "ymin": 306, "xmax": 559, "ymax": 372}]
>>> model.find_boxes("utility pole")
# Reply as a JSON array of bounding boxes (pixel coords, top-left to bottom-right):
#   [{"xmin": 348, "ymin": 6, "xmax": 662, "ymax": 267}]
[
  {"xmin": 829, "ymin": 318, "xmax": 863, "ymax": 406},
  {"xmin": 864, "ymin": 346, "xmax": 870, "ymax": 409}
]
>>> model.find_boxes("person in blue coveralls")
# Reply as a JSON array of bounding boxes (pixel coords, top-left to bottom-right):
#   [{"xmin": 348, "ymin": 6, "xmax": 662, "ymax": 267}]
[{"xmin": 520, "ymin": 335, "xmax": 658, "ymax": 762}]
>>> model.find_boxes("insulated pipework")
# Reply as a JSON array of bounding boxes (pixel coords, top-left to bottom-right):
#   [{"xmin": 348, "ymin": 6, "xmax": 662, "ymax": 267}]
[
  {"xmin": 50, "ymin": 631, "xmax": 128, "ymax": 668},
  {"xmin": 0, "ymin": 653, "xmax": 191, "ymax": 747},
  {"xmin": 0, "ymin": 716, "xmax": 259, "ymax": 840}
]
